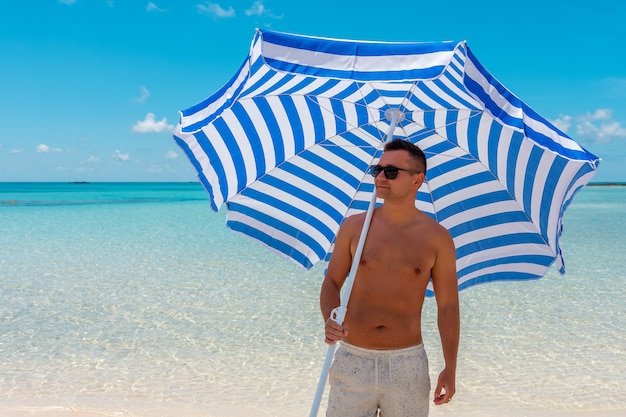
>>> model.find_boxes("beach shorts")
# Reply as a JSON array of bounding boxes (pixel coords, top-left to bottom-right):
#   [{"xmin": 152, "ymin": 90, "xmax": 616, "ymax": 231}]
[{"xmin": 327, "ymin": 341, "xmax": 430, "ymax": 417}]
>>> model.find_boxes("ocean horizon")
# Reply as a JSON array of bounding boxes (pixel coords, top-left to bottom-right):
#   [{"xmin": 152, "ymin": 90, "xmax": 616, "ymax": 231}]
[{"xmin": 1, "ymin": 182, "xmax": 624, "ymax": 417}]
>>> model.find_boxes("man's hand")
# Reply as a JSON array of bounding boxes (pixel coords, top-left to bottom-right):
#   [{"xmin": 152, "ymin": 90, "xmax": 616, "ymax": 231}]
[
  {"xmin": 433, "ymin": 367, "xmax": 455, "ymax": 405},
  {"xmin": 324, "ymin": 317, "xmax": 348, "ymax": 345}
]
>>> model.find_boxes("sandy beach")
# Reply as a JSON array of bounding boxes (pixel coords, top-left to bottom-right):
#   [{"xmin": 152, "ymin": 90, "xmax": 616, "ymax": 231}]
[{"xmin": 1, "ymin": 404, "xmax": 625, "ymax": 417}]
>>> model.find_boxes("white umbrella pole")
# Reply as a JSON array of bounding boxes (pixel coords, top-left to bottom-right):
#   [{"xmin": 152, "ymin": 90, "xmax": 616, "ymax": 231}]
[
  {"xmin": 308, "ymin": 189, "xmax": 378, "ymax": 417},
  {"xmin": 308, "ymin": 110, "xmax": 402, "ymax": 417}
]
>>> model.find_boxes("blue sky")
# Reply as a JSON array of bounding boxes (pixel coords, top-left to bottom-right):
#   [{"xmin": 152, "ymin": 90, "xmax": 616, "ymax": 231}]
[{"xmin": 1, "ymin": 0, "xmax": 624, "ymax": 182}]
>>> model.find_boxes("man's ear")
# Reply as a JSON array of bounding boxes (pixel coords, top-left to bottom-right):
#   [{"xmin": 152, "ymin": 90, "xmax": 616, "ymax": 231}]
[{"xmin": 414, "ymin": 172, "xmax": 426, "ymax": 189}]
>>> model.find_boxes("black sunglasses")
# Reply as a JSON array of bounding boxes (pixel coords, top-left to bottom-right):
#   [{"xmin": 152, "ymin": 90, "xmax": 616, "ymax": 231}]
[{"xmin": 369, "ymin": 164, "xmax": 419, "ymax": 180}]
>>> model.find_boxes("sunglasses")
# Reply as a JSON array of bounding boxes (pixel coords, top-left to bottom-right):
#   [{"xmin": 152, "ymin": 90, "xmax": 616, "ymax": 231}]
[{"xmin": 369, "ymin": 164, "xmax": 419, "ymax": 180}]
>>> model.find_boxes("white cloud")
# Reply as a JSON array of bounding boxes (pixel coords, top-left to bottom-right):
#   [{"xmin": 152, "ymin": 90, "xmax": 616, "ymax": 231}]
[
  {"xmin": 245, "ymin": 0, "xmax": 283, "ymax": 18},
  {"xmin": 551, "ymin": 108, "xmax": 626, "ymax": 144},
  {"xmin": 197, "ymin": 2, "xmax": 236, "ymax": 18},
  {"xmin": 58, "ymin": 0, "xmax": 78, "ymax": 5},
  {"xmin": 36, "ymin": 144, "xmax": 62, "ymax": 153},
  {"xmin": 133, "ymin": 86, "xmax": 151, "ymax": 103},
  {"xmin": 10, "ymin": 148, "xmax": 23, "ymax": 154},
  {"xmin": 147, "ymin": 2, "xmax": 165, "ymax": 12},
  {"xmin": 577, "ymin": 120, "xmax": 626, "ymax": 144},
  {"xmin": 87, "ymin": 156, "xmax": 100, "ymax": 163},
  {"xmin": 131, "ymin": 112, "xmax": 174, "ymax": 134},
  {"xmin": 586, "ymin": 109, "xmax": 612, "ymax": 121},
  {"xmin": 113, "ymin": 150, "xmax": 130, "ymax": 161},
  {"xmin": 245, "ymin": 0, "xmax": 264, "ymax": 16},
  {"xmin": 165, "ymin": 150, "xmax": 179, "ymax": 160}
]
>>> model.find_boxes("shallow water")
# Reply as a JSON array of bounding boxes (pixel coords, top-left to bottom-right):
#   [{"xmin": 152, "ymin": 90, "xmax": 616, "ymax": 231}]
[{"xmin": 0, "ymin": 183, "xmax": 624, "ymax": 416}]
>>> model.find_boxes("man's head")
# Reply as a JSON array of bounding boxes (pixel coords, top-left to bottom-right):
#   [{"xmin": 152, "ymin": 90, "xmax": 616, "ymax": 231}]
[
  {"xmin": 370, "ymin": 139, "xmax": 427, "ymax": 201},
  {"xmin": 383, "ymin": 139, "xmax": 427, "ymax": 175}
]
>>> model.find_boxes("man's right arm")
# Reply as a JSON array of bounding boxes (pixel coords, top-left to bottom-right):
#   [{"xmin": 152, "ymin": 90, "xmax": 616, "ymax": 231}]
[{"xmin": 319, "ymin": 216, "xmax": 356, "ymax": 344}]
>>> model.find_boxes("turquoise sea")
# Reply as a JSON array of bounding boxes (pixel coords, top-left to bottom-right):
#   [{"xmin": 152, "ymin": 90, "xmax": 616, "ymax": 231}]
[{"xmin": 0, "ymin": 182, "xmax": 624, "ymax": 417}]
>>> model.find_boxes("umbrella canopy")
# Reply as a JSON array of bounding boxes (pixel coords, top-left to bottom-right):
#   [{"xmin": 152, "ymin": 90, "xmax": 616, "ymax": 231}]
[{"xmin": 173, "ymin": 29, "xmax": 599, "ymax": 294}]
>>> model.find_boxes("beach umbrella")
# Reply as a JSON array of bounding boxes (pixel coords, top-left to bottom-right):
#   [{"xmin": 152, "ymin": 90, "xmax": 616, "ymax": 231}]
[{"xmin": 172, "ymin": 29, "xmax": 600, "ymax": 416}]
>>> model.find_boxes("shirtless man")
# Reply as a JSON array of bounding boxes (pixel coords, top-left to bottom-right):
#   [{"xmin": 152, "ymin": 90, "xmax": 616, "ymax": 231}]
[{"xmin": 320, "ymin": 138, "xmax": 460, "ymax": 417}]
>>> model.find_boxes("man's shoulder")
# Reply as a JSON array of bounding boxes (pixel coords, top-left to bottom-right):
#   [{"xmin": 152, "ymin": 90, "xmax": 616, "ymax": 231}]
[
  {"xmin": 431, "ymin": 223, "xmax": 456, "ymax": 254},
  {"xmin": 339, "ymin": 212, "xmax": 367, "ymax": 234},
  {"xmin": 420, "ymin": 215, "xmax": 453, "ymax": 242},
  {"xmin": 345, "ymin": 211, "xmax": 367, "ymax": 223}
]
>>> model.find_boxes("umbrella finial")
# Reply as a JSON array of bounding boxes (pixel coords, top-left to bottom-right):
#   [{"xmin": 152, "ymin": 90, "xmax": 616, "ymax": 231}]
[
  {"xmin": 384, "ymin": 108, "xmax": 406, "ymax": 143},
  {"xmin": 384, "ymin": 107, "xmax": 406, "ymax": 123}
]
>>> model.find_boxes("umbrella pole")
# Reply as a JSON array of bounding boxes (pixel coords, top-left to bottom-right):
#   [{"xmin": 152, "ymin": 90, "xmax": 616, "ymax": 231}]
[
  {"xmin": 309, "ymin": 189, "xmax": 378, "ymax": 417},
  {"xmin": 309, "ymin": 110, "xmax": 402, "ymax": 417}
]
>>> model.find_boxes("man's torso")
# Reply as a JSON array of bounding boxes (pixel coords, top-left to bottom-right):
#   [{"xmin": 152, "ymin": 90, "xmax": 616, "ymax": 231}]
[{"xmin": 343, "ymin": 210, "xmax": 438, "ymax": 349}]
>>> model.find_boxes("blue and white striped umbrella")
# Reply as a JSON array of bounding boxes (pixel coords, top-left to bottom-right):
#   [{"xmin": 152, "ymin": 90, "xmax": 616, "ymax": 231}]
[{"xmin": 173, "ymin": 29, "xmax": 600, "ymax": 294}]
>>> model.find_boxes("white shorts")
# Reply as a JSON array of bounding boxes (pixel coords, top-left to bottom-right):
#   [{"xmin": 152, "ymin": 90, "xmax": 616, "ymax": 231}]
[{"xmin": 327, "ymin": 342, "xmax": 430, "ymax": 417}]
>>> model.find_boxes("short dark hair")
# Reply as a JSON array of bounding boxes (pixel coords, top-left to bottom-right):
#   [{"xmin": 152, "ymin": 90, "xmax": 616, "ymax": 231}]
[{"xmin": 383, "ymin": 138, "xmax": 427, "ymax": 174}]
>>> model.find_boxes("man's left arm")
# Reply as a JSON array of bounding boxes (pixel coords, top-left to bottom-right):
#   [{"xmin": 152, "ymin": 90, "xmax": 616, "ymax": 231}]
[{"xmin": 431, "ymin": 228, "xmax": 460, "ymax": 405}]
